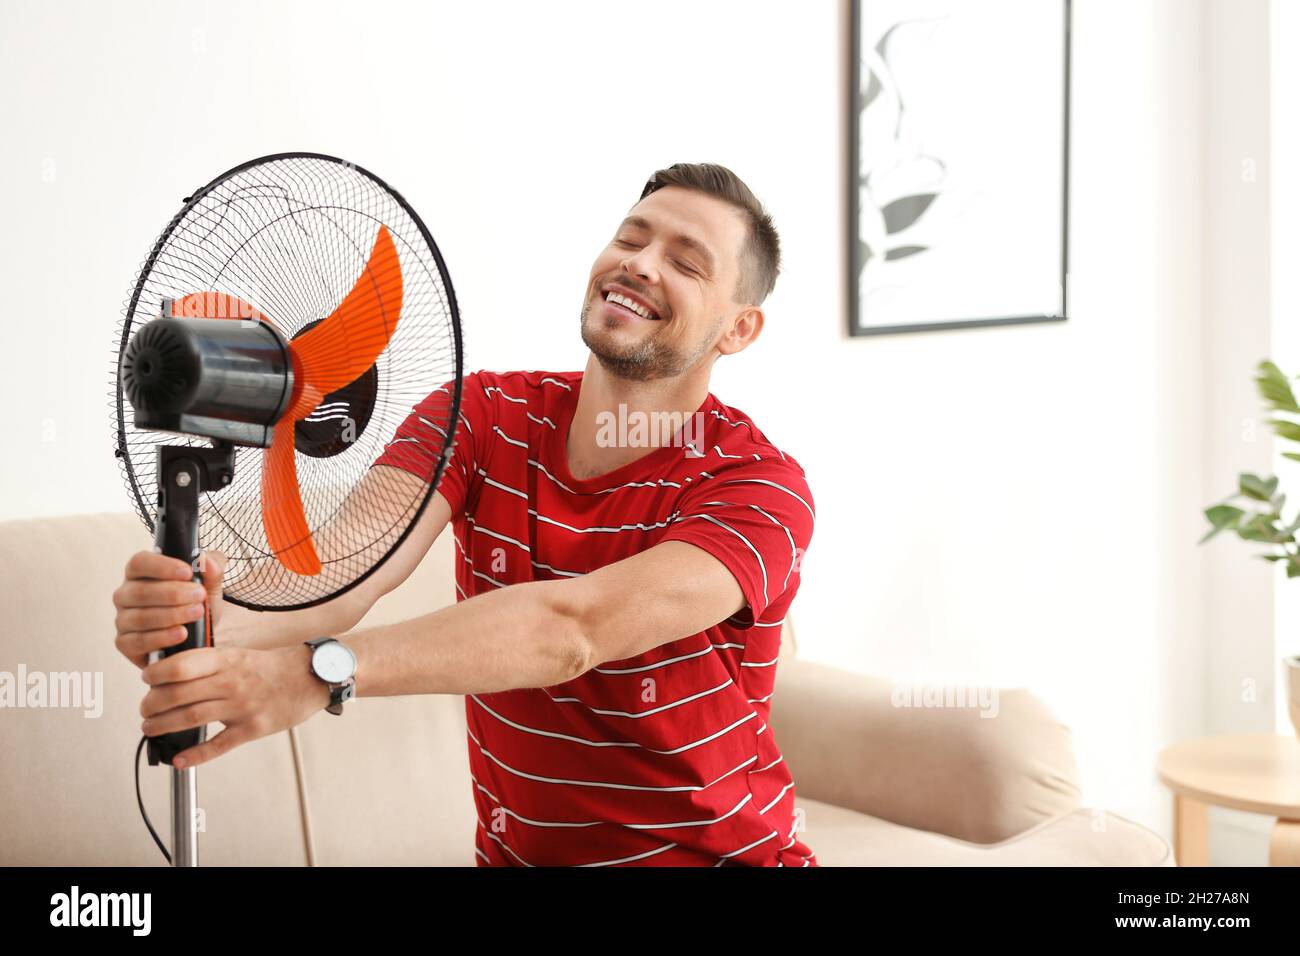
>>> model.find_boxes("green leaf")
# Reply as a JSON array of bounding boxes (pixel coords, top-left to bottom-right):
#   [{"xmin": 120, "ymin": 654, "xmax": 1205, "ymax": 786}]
[
  {"xmin": 1206, "ymin": 504, "xmax": 1246, "ymax": 529},
  {"xmin": 1239, "ymin": 473, "xmax": 1278, "ymax": 501},
  {"xmin": 1267, "ymin": 418, "xmax": 1300, "ymax": 443},
  {"xmin": 1288, "ymin": 556, "xmax": 1300, "ymax": 578},
  {"xmin": 1255, "ymin": 361, "xmax": 1300, "ymax": 414},
  {"xmin": 1271, "ymin": 493, "xmax": 1287, "ymax": 513},
  {"xmin": 1239, "ymin": 513, "xmax": 1290, "ymax": 543},
  {"xmin": 1258, "ymin": 554, "xmax": 1288, "ymax": 562},
  {"xmin": 1284, "ymin": 452, "xmax": 1300, "ymax": 462},
  {"xmin": 1201, "ymin": 505, "xmax": 1246, "ymax": 542}
]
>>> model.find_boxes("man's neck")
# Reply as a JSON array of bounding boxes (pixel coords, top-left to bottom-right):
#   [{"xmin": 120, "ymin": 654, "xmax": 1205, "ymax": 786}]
[{"xmin": 566, "ymin": 354, "xmax": 711, "ymax": 481}]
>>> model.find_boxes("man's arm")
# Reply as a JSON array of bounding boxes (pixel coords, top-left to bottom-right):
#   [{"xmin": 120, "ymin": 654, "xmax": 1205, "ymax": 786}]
[
  {"xmin": 137, "ymin": 538, "xmax": 748, "ymax": 768},
  {"xmin": 344, "ymin": 539, "xmax": 746, "ymax": 696},
  {"xmin": 137, "ymin": 449, "xmax": 813, "ymax": 769},
  {"xmin": 220, "ymin": 466, "xmax": 453, "ymax": 651}
]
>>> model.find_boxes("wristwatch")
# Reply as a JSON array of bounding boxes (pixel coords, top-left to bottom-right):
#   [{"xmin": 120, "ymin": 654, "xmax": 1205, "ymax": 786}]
[{"xmin": 304, "ymin": 637, "xmax": 357, "ymax": 715}]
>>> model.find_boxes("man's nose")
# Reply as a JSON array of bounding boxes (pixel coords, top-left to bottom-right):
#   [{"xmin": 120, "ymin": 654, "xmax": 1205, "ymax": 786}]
[{"xmin": 621, "ymin": 254, "xmax": 657, "ymax": 283}]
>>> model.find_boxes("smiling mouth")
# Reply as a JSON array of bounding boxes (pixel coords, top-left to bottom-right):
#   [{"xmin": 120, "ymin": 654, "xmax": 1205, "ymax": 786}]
[
  {"xmin": 601, "ymin": 287, "xmax": 662, "ymax": 321},
  {"xmin": 603, "ymin": 297, "xmax": 660, "ymax": 323}
]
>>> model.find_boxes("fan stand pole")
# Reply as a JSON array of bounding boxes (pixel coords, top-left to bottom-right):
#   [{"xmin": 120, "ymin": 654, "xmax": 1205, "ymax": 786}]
[
  {"xmin": 145, "ymin": 442, "xmax": 236, "ymax": 867},
  {"xmin": 169, "ymin": 766, "xmax": 200, "ymax": 867}
]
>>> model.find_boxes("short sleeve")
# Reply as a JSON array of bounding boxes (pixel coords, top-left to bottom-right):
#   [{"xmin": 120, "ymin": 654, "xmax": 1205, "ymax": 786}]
[
  {"xmin": 369, "ymin": 370, "xmax": 492, "ymax": 515},
  {"xmin": 659, "ymin": 460, "xmax": 815, "ymax": 626}
]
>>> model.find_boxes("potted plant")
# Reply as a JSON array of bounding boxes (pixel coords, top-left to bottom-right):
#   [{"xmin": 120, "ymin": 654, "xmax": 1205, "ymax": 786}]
[{"xmin": 1201, "ymin": 360, "xmax": 1300, "ymax": 737}]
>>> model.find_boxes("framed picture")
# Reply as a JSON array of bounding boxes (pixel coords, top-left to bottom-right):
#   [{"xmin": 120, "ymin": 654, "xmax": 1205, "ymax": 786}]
[{"xmin": 848, "ymin": 0, "xmax": 1070, "ymax": 336}]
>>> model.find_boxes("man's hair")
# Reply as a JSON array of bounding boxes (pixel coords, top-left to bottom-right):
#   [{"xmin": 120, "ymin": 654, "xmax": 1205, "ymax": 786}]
[{"xmin": 638, "ymin": 163, "xmax": 781, "ymax": 307}]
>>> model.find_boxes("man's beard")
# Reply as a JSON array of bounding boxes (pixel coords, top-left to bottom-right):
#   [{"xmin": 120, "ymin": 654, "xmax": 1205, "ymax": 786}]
[{"xmin": 579, "ymin": 299, "xmax": 720, "ymax": 383}]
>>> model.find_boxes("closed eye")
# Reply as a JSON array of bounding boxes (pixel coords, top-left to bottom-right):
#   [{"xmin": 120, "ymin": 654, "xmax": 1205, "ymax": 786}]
[
  {"xmin": 614, "ymin": 240, "xmax": 700, "ymax": 276},
  {"xmin": 613, "ymin": 238, "xmax": 707, "ymax": 277}
]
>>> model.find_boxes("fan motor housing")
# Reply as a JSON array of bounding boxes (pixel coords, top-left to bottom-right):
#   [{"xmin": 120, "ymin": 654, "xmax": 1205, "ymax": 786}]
[{"xmin": 120, "ymin": 315, "xmax": 295, "ymax": 448}]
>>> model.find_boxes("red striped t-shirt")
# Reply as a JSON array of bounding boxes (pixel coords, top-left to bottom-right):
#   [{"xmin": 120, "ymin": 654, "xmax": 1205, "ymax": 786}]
[{"xmin": 370, "ymin": 369, "xmax": 817, "ymax": 867}]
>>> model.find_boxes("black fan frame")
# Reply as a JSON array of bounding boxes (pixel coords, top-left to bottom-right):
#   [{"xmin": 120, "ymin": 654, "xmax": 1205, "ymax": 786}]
[{"xmin": 114, "ymin": 152, "xmax": 463, "ymax": 613}]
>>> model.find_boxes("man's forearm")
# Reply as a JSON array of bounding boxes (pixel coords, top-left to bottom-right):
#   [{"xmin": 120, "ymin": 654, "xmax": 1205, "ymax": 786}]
[
  {"xmin": 345, "ymin": 579, "xmax": 588, "ymax": 697},
  {"xmin": 219, "ymin": 597, "xmax": 361, "ymax": 652}
]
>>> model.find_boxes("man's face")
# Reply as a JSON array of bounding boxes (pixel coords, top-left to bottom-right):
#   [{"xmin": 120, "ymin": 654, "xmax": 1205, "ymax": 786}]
[{"xmin": 580, "ymin": 185, "xmax": 750, "ymax": 382}]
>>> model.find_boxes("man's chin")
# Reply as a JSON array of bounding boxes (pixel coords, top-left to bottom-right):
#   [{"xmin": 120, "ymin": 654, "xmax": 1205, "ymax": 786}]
[
  {"xmin": 582, "ymin": 320, "xmax": 647, "ymax": 351},
  {"xmin": 581, "ymin": 332, "xmax": 652, "ymax": 379}
]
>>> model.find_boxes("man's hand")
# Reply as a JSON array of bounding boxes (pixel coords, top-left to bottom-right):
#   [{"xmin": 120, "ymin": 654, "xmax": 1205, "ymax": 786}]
[
  {"xmin": 113, "ymin": 549, "xmax": 228, "ymax": 670},
  {"xmin": 139, "ymin": 642, "xmax": 330, "ymax": 769}
]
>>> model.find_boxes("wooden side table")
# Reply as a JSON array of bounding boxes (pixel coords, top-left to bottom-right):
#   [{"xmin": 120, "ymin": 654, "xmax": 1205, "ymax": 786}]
[{"xmin": 1157, "ymin": 733, "xmax": 1300, "ymax": 866}]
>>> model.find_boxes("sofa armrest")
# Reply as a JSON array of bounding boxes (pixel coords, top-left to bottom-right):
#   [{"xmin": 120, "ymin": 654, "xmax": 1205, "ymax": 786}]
[{"xmin": 770, "ymin": 658, "xmax": 1082, "ymax": 844}]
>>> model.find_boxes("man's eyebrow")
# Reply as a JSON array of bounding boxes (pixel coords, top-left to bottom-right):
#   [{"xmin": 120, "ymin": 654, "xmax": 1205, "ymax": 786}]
[{"xmin": 618, "ymin": 216, "xmax": 716, "ymax": 274}]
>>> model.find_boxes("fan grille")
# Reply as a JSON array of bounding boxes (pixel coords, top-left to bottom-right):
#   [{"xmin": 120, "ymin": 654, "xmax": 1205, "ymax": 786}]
[{"xmin": 111, "ymin": 153, "xmax": 462, "ymax": 610}]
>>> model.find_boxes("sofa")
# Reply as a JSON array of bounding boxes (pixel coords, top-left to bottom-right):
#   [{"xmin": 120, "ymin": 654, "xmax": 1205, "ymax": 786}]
[{"xmin": 0, "ymin": 511, "xmax": 1173, "ymax": 866}]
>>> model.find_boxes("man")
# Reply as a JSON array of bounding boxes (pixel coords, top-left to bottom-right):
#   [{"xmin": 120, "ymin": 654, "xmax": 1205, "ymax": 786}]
[{"xmin": 113, "ymin": 163, "xmax": 817, "ymax": 867}]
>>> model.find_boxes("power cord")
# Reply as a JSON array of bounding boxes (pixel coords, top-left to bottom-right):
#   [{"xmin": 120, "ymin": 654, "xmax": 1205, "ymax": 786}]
[{"xmin": 135, "ymin": 735, "xmax": 171, "ymax": 865}]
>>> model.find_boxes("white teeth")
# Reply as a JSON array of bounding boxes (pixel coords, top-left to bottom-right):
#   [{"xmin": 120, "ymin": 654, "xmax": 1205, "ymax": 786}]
[{"xmin": 607, "ymin": 291, "xmax": 656, "ymax": 319}]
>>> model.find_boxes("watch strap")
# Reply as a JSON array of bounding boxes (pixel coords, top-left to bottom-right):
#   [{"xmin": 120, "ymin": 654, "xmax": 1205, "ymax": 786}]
[{"xmin": 326, "ymin": 678, "xmax": 356, "ymax": 716}]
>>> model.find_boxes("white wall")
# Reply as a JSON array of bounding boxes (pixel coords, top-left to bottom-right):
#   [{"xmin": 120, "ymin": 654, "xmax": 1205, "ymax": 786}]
[
  {"xmin": 1272, "ymin": 0, "xmax": 1300, "ymax": 735},
  {"xmin": 1195, "ymin": 0, "xmax": 1278, "ymax": 863},
  {"xmin": 0, "ymin": 0, "xmax": 1285, "ymax": 849},
  {"xmin": 1199, "ymin": 0, "xmax": 1274, "ymax": 739}
]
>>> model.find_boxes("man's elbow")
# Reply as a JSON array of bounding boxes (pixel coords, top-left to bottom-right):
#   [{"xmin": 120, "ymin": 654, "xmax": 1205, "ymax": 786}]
[
  {"xmin": 543, "ymin": 580, "xmax": 595, "ymax": 682},
  {"xmin": 561, "ymin": 633, "xmax": 592, "ymax": 683}
]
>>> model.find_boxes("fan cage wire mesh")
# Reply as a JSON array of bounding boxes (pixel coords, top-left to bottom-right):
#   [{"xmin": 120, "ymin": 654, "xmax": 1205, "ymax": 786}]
[{"xmin": 110, "ymin": 153, "xmax": 463, "ymax": 610}]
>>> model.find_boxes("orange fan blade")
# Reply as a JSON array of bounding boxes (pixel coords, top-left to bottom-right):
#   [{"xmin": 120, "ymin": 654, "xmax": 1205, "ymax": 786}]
[
  {"xmin": 260, "ymin": 225, "xmax": 403, "ymax": 577},
  {"xmin": 287, "ymin": 224, "xmax": 403, "ymax": 416},
  {"xmin": 261, "ymin": 416, "xmax": 321, "ymax": 575}
]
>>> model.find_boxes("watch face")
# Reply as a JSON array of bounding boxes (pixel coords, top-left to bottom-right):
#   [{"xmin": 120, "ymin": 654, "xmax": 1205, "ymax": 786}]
[{"xmin": 313, "ymin": 641, "xmax": 356, "ymax": 683}]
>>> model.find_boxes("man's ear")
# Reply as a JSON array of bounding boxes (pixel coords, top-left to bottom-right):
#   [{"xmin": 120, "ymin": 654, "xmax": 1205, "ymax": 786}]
[{"xmin": 717, "ymin": 307, "xmax": 764, "ymax": 356}]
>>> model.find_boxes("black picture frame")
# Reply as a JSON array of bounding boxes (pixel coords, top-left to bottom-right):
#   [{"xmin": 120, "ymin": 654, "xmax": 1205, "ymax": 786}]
[{"xmin": 847, "ymin": 0, "xmax": 1071, "ymax": 337}]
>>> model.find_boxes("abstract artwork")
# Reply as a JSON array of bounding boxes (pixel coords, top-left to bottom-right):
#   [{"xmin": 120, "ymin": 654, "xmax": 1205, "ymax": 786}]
[{"xmin": 848, "ymin": 0, "xmax": 1070, "ymax": 335}]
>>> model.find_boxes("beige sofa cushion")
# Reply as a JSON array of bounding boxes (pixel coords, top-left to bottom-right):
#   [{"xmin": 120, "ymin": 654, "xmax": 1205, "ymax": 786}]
[
  {"xmin": 772, "ymin": 659, "xmax": 1083, "ymax": 844},
  {"xmin": 293, "ymin": 694, "xmax": 478, "ymax": 865},
  {"xmin": 800, "ymin": 798, "xmax": 1174, "ymax": 866}
]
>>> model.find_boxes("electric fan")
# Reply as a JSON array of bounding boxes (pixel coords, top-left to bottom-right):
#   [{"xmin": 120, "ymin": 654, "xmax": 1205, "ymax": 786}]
[{"xmin": 110, "ymin": 153, "xmax": 463, "ymax": 865}]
